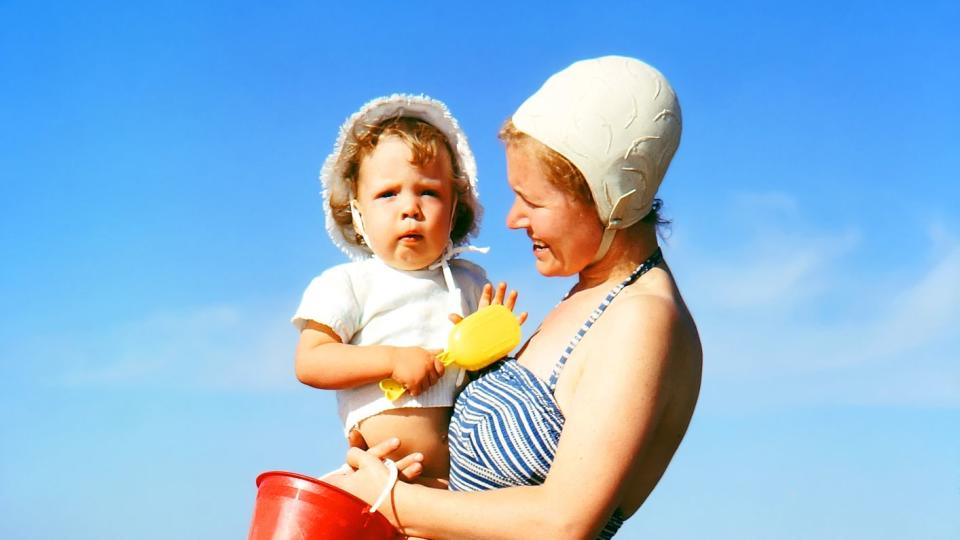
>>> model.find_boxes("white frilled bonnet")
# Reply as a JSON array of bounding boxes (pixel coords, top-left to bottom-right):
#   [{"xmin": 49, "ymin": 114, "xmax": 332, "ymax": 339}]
[
  {"xmin": 512, "ymin": 56, "xmax": 682, "ymax": 260},
  {"xmin": 320, "ymin": 94, "xmax": 481, "ymax": 261}
]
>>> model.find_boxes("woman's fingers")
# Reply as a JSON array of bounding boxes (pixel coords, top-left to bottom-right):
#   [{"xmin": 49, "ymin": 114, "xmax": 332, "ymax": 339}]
[
  {"xmin": 345, "ymin": 446, "xmax": 393, "ymax": 477},
  {"xmin": 393, "ymin": 451, "xmax": 423, "ymax": 471},
  {"xmin": 518, "ymin": 311, "xmax": 529, "ymax": 326},
  {"xmin": 398, "ymin": 462, "xmax": 423, "ymax": 482},
  {"xmin": 345, "ymin": 446, "xmax": 369, "ymax": 470},
  {"xmin": 348, "ymin": 438, "xmax": 425, "ymax": 479},
  {"xmin": 347, "ymin": 442, "xmax": 424, "ymax": 483},
  {"xmin": 394, "ymin": 452, "xmax": 424, "ymax": 481},
  {"xmin": 362, "ymin": 437, "xmax": 401, "ymax": 461}
]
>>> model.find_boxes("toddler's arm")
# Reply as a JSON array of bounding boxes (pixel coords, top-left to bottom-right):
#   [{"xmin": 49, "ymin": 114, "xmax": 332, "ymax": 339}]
[{"xmin": 295, "ymin": 321, "xmax": 445, "ymax": 396}]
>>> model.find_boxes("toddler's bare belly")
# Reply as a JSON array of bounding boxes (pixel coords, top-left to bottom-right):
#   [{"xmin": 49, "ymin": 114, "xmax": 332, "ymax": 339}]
[{"xmin": 357, "ymin": 406, "xmax": 451, "ymax": 480}]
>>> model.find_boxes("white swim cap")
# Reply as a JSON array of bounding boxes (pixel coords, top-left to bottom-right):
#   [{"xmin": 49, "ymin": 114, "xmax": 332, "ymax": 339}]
[
  {"xmin": 320, "ymin": 94, "xmax": 481, "ymax": 261},
  {"xmin": 512, "ymin": 56, "xmax": 681, "ymax": 261}
]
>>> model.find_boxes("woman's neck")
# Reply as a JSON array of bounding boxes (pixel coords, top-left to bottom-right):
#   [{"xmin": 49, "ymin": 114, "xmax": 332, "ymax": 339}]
[{"xmin": 574, "ymin": 225, "xmax": 660, "ymax": 292}]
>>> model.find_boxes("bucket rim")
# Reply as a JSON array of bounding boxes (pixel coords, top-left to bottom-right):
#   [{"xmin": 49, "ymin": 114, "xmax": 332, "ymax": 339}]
[
  {"xmin": 255, "ymin": 470, "xmax": 325, "ymax": 487},
  {"xmin": 254, "ymin": 470, "xmax": 379, "ymax": 513}
]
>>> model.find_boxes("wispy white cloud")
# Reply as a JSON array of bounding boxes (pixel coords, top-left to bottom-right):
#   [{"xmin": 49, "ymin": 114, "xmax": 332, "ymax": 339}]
[
  {"xmin": 864, "ymin": 244, "xmax": 960, "ymax": 357},
  {"xmin": 689, "ymin": 228, "xmax": 860, "ymax": 310},
  {"xmin": 49, "ymin": 304, "xmax": 298, "ymax": 391},
  {"xmin": 24, "ymin": 191, "xmax": 959, "ymax": 410},
  {"xmin": 675, "ymin": 192, "xmax": 960, "ymax": 409}
]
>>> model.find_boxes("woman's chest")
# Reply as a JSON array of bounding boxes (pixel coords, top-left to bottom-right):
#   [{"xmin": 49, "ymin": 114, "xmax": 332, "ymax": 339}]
[{"xmin": 515, "ymin": 297, "xmax": 609, "ymax": 406}]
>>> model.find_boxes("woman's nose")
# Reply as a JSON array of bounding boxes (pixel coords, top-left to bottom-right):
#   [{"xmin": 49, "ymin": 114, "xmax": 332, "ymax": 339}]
[{"xmin": 505, "ymin": 199, "xmax": 526, "ymax": 229}]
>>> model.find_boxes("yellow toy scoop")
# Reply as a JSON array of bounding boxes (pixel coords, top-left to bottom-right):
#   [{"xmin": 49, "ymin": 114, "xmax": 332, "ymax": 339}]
[
  {"xmin": 379, "ymin": 304, "xmax": 522, "ymax": 401},
  {"xmin": 379, "ymin": 379, "xmax": 408, "ymax": 402}
]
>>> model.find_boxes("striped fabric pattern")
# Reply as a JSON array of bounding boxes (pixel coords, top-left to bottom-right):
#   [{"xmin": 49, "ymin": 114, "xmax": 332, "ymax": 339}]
[{"xmin": 448, "ymin": 249, "xmax": 663, "ymax": 539}]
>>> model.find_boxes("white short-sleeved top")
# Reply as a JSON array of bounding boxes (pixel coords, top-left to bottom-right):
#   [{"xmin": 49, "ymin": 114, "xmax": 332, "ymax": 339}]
[{"xmin": 292, "ymin": 257, "xmax": 488, "ymax": 436}]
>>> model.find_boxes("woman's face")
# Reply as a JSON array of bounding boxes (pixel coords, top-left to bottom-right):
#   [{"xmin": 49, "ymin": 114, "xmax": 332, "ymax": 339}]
[{"xmin": 505, "ymin": 144, "xmax": 603, "ymax": 277}]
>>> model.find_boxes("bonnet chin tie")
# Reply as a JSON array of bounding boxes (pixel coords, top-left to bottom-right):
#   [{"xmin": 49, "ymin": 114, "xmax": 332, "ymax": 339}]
[
  {"xmin": 349, "ymin": 199, "xmax": 375, "ymax": 251},
  {"xmin": 352, "ymin": 197, "xmax": 488, "ymax": 316},
  {"xmin": 430, "ymin": 243, "xmax": 488, "ymax": 388},
  {"xmin": 429, "ymin": 244, "xmax": 489, "ymax": 317}
]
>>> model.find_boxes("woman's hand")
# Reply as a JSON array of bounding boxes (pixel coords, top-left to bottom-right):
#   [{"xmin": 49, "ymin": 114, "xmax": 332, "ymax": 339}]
[
  {"xmin": 451, "ymin": 282, "xmax": 528, "ymax": 325},
  {"xmin": 345, "ymin": 432, "xmax": 425, "ymax": 483},
  {"xmin": 324, "ymin": 438, "xmax": 412, "ymax": 528}
]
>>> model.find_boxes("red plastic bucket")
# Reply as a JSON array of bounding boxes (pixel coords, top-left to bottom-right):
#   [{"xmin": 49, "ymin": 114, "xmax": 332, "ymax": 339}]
[{"xmin": 248, "ymin": 471, "xmax": 401, "ymax": 540}]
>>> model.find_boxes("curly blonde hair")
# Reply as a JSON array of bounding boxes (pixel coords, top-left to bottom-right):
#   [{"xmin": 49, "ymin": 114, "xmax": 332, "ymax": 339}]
[{"xmin": 330, "ymin": 116, "xmax": 478, "ymax": 246}]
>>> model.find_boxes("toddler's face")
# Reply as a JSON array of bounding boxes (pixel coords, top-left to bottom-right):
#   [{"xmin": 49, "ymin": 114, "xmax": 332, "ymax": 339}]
[{"xmin": 354, "ymin": 135, "xmax": 456, "ymax": 270}]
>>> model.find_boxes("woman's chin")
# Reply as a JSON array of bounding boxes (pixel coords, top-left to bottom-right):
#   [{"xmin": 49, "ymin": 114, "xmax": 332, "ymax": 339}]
[{"xmin": 534, "ymin": 260, "xmax": 573, "ymax": 278}]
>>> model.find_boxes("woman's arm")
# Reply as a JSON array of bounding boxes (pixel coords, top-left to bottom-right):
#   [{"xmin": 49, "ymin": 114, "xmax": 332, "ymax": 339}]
[
  {"xmin": 294, "ymin": 321, "xmax": 444, "ymax": 396},
  {"xmin": 338, "ymin": 294, "xmax": 678, "ymax": 539}
]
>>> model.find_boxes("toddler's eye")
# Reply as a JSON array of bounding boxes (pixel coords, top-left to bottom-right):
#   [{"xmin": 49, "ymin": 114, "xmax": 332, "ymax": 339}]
[
  {"xmin": 376, "ymin": 190, "xmax": 396, "ymax": 199},
  {"xmin": 422, "ymin": 189, "xmax": 439, "ymax": 198}
]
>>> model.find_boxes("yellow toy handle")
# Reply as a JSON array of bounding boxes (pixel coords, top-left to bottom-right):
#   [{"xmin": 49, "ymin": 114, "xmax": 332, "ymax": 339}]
[
  {"xmin": 379, "ymin": 378, "xmax": 407, "ymax": 401},
  {"xmin": 378, "ymin": 353, "xmax": 452, "ymax": 401},
  {"xmin": 379, "ymin": 305, "xmax": 521, "ymax": 401},
  {"xmin": 437, "ymin": 351, "xmax": 453, "ymax": 366}
]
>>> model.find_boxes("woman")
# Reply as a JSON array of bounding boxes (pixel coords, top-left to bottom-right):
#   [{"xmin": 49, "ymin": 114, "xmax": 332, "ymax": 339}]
[{"xmin": 331, "ymin": 55, "xmax": 702, "ymax": 539}]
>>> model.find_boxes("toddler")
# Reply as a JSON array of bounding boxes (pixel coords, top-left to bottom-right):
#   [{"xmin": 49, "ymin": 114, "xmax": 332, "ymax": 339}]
[{"xmin": 292, "ymin": 95, "xmax": 487, "ymax": 485}]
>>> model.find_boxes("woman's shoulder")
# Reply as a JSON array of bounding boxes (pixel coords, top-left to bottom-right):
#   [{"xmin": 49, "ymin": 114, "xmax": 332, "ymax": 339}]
[
  {"xmin": 603, "ymin": 293, "xmax": 681, "ymax": 345},
  {"xmin": 589, "ymin": 284, "xmax": 699, "ymax": 369},
  {"xmin": 614, "ymin": 266, "xmax": 690, "ymax": 322}
]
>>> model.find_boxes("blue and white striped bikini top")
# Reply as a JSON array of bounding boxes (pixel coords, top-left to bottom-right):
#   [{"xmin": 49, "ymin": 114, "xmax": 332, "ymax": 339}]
[{"xmin": 448, "ymin": 248, "xmax": 663, "ymax": 539}]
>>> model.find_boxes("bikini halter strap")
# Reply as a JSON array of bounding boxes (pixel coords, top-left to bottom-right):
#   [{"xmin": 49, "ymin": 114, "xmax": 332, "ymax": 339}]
[{"xmin": 546, "ymin": 247, "xmax": 664, "ymax": 392}]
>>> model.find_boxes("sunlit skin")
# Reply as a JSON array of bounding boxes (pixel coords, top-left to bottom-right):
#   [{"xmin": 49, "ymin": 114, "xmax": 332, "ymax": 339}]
[
  {"xmin": 504, "ymin": 143, "xmax": 604, "ymax": 277},
  {"xmin": 292, "ymin": 135, "xmax": 461, "ymax": 485},
  {"xmin": 354, "ymin": 135, "xmax": 456, "ymax": 271},
  {"xmin": 327, "ymin": 141, "xmax": 703, "ymax": 539}
]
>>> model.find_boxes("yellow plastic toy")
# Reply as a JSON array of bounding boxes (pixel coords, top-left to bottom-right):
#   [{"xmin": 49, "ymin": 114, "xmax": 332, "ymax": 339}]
[{"xmin": 379, "ymin": 304, "xmax": 522, "ymax": 401}]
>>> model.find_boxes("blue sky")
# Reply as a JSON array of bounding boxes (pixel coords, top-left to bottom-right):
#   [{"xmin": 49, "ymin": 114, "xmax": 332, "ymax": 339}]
[{"xmin": 1, "ymin": 1, "xmax": 958, "ymax": 538}]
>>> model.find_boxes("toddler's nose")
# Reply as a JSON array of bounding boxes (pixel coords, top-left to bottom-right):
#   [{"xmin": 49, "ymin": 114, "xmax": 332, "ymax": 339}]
[{"xmin": 400, "ymin": 193, "xmax": 423, "ymax": 220}]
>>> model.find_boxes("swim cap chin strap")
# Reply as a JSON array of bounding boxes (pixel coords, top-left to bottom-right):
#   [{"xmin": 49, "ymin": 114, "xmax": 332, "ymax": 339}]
[{"xmin": 592, "ymin": 187, "xmax": 639, "ymax": 263}]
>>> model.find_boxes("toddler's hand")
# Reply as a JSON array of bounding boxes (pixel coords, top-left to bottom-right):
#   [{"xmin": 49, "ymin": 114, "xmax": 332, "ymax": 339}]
[
  {"xmin": 450, "ymin": 282, "xmax": 528, "ymax": 325},
  {"xmin": 389, "ymin": 347, "xmax": 444, "ymax": 396}
]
